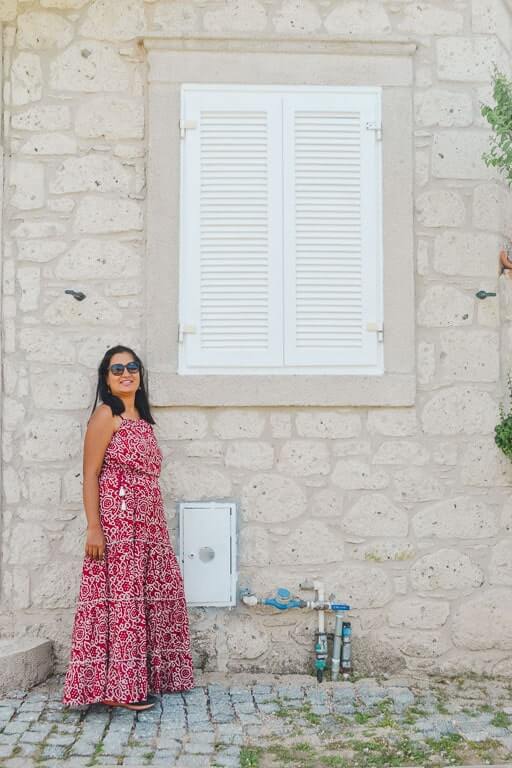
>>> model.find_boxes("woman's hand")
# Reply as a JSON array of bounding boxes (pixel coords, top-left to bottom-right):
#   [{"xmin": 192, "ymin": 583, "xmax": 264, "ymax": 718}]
[{"xmin": 85, "ymin": 525, "xmax": 106, "ymax": 561}]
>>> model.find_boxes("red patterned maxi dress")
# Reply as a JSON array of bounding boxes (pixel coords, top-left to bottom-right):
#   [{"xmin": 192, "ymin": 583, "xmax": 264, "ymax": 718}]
[{"xmin": 62, "ymin": 416, "xmax": 195, "ymax": 706}]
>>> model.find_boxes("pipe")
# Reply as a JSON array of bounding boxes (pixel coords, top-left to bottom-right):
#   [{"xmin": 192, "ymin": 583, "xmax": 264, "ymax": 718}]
[{"xmin": 331, "ymin": 613, "xmax": 344, "ymax": 682}]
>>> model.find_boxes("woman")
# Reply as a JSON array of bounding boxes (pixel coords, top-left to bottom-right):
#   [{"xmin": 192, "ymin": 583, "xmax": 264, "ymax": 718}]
[{"xmin": 62, "ymin": 345, "xmax": 195, "ymax": 710}]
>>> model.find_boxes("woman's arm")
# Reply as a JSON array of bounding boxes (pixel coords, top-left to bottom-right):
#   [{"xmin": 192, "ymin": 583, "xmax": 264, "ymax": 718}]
[{"xmin": 83, "ymin": 404, "xmax": 116, "ymax": 561}]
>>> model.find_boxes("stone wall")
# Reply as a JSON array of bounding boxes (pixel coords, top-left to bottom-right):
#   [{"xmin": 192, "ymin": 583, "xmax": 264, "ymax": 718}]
[{"xmin": 1, "ymin": 0, "xmax": 512, "ymax": 677}]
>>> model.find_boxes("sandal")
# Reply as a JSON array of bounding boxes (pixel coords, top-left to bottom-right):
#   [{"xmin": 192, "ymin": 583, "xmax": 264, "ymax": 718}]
[{"xmin": 101, "ymin": 698, "xmax": 155, "ymax": 711}]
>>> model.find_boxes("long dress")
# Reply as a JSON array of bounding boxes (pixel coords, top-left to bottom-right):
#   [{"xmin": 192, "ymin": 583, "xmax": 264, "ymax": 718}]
[{"xmin": 62, "ymin": 415, "xmax": 195, "ymax": 706}]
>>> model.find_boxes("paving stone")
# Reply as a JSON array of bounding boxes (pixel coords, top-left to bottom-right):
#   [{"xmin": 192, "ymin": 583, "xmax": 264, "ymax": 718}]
[{"xmin": 276, "ymin": 685, "xmax": 303, "ymax": 700}]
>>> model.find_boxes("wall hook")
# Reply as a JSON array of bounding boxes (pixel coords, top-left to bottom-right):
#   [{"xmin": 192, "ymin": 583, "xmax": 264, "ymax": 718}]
[{"xmin": 65, "ymin": 289, "xmax": 86, "ymax": 302}]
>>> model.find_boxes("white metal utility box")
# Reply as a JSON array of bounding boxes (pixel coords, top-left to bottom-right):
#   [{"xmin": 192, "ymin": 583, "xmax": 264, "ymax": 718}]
[{"xmin": 177, "ymin": 501, "xmax": 238, "ymax": 607}]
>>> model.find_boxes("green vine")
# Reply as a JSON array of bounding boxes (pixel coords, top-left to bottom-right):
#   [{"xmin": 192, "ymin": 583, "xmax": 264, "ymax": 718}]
[
  {"xmin": 495, "ymin": 374, "xmax": 512, "ymax": 460},
  {"xmin": 481, "ymin": 68, "xmax": 512, "ymax": 186}
]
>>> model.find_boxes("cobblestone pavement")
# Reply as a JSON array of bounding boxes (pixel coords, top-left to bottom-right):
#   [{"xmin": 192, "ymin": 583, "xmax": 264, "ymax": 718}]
[{"xmin": 1, "ymin": 673, "xmax": 512, "ymax": 767}]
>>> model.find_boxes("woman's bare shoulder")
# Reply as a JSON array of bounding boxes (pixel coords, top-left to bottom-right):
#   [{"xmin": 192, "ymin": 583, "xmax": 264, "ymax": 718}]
[{"xmin": 87, "ymin": 404, "xmax": 117, "ymax": 432}]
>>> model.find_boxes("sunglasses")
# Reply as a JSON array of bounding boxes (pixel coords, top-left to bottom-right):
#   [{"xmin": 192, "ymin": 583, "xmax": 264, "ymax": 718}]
[{"xmin": 109, "ymin": 361, "xmax": 141, "ymax": 376}]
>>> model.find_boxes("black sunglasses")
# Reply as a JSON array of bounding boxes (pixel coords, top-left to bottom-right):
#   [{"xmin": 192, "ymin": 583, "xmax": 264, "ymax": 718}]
[{"xmin": 109, "ymin": 361, "xmax": 141, "ymax": 376}]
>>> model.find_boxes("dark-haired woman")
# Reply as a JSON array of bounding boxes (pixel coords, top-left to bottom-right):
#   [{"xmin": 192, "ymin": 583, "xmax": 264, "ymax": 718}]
[{"xmin": 62, "ymin": 346, "xmax": 195, "ymax": 710}]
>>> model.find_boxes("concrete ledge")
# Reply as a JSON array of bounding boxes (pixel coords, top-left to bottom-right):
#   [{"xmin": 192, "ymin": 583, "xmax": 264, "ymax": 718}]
[{"xmin": 0, "ymin": 636, "xmax": 53, "ymax": 696}]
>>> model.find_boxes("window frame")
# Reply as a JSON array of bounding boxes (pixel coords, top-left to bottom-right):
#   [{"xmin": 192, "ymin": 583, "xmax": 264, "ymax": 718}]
[{"xmin": 144, "ymin": 37, "xmax": 416, "ymax": 407}]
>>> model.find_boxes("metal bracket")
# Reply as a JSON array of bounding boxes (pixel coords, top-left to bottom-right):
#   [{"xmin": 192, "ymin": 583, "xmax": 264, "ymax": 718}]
[
  {"xmin": 366, "ymin": 121, "xmax": 383, "ymax": 141},
  {"xmin": 179, "ymin": 119, "xmax": 198, "ymax": 139},
  {"xmin": 366, "ymin": 322, "xmax": 384, "ymax": 342},
  {"xmin": 178, "ymin": 323, "xmax": 197, "ymax": 343}
]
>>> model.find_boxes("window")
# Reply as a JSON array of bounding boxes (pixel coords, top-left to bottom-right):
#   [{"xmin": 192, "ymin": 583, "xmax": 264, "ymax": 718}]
[
  {"xmin": 144, "ymin": 38, "xmax": 415, "ymax": 406},
  {"xmin": 179, "ymin": 85, "xmax": 383, "ymax": 376}
]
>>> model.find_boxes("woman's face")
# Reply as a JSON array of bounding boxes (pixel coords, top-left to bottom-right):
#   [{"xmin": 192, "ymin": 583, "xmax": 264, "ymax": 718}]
[{"xmin": 106, "ymin": 351, "xmax": 141, "ymax": 399}]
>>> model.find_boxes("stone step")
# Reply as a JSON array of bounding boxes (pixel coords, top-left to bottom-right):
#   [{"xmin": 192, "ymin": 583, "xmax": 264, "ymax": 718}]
[{"xmin": 0, "ymin": 636, "xmax": 53, "ymax": 696}]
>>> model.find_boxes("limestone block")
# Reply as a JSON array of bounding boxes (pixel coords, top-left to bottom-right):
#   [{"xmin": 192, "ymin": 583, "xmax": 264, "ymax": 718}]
[
  {"xmin": 472, "ymin": 0, "xmax": 511, "ymax": 48},
  {"xmin": 439, "ymin": 329, "xmax": 499, "ymax": 383},
  {"xmin": 416, "ymin": 190, "xmax": 466, "ymax": 228},
  {"xmin": 241, "ymin": 473, "xmax": 306, "ymax": 522},
  {"xmin": 324, "ymin": 1, "xmax": 390, "ymax": 34},
  {"xmin": 373, "ymin": 440, "xmax": 429, "ymax": 465},
  {"xmin": 152, "ymin": 1, "xmax": 198, "ymax": 34},
  {"xmin": 367, "ymin": 409, "xmax": 417, "ymax": 437},
  {"xmin": 350, "ymin": 540, "xmax": 415, "ymax": 562},
  {"xmin": 80, "ymin": 0, "xmax": 145, "ymax": 40},
  {"xmin": 225, "ymin": 441, "xmax": 274, "ymax": 470},
  {"xmin": 272, "ymin": 0, "xmax": 322, "ymax": 34},
  {"xmin": 20, "ymin": 133, "xmax": 77, "ymax": 156},
  {"xmin": 62, "ymin": 465, "xmax": 82, "ymax": 505},
  {"xmin": 412, "ymin": 497, "xmax": 498, "ymax": 539},
  {"xmin": 41, "ymin": 0, "xmax": 88, "ymax": 7},
  {"xmin": 203, "ymin": 0, "xmax": 267, "ymax": 33},
  {"xmin": 212, "ymin": 410, "xmax": 265, "ymax": 438},
  {"xmin": 295, "ymin": 411, "xmax": 361, "ymax": 438},
  {"xmin": 75, "ymin": 96, "xmax": 144, "ymax": 140},
  {"xmin": 415, "ymin": 88, "xmax": 472, "ymax": 128},
  {"xmin": 489, "ymin": 540, "xmax": 512, "ymax": 585},
  {"xmin": 272, "ymin": 520, "xmax": 343, "ymax": 565},
  {"xmin": 417, "ymin": 285, "xmax": 473, "ymax": 327},
  {"xmin": 153, "ymin": 409, "xmax": 207, "ymax": 440},
  {"xmin": 56, "ymin": 239, "xmax": 140, "ymax": 281},
  {"xmin": 31, "ymin": 561, "xmax": 80, "ymax": 609},
  {"xmin": 331, "ymin": 565, "xmax": 392, "ymax": 609},
  {"xmin": 31, "ymin": 368, "xmax": 92, "ymax": 410},
  {"xmin": 453, "ymin": 589, "xmax": 512, "ymax": 650},
  {"xmin": 28, "ymin": 472, "xmax": 61, "ymax": 505},
  {"xmin": 0, "ymin": 636, "xmax": 53, "ymax": 698},
  {"xmin": 163, "ymin": 461, "xmax": 231, "ymax": 500},
  {"xmin": 50, "ymin": 154, "xmax": 131, "ymax": 195},
  {"xmin": 17, "ymin": 266, "xmax": 40, "ymax": 311},
  {"xmin": 21, "ymin": 415, "xmax": 82, "ymax": 462},
  {"xmin": 433, "ymin": 232, "xmax": 501, "ymax": 276},
  {"xmin": 473, "ymin": 183, "xmax": 507, "ymax": 232},
  {"xmin": 433, "ymin": 443, "xmax": 458, "ymax": 466},
  {"xmin": 50, "ymin": 43, "xmax": 131, "ymax": 93},
  {"xmin": 417, "ymin": 341, "xmax": 435, "ymax": 386},
  {"xmin": 277, "ymin": 440, "xmax": 330, "ymax": 476},
  {"xmin": 17, "ymin": 11, "xmax": 74, "ymax": 49},
  {"xmin": 270, "ymin": 412, "xmax": 291, "ymax": 438},
  {"xmin": 225, "ymin": 614, "xmax": 269, "ymax": 659},
  {"xmin": 239, "ymin": 525, "xmax": 270, "ymax": 566},
  {"xmin": 2, "ymin": 398, "xmax": 25, "ymax": 431},
  {"xmin": 12, "ymin": 105, "xmax": 71, "ymax": 132},
  {"xmin": 73, "ymin": 197, "xmax": 143, "ymax": 234},
  {"xmin": 394, "ymin": 468, "xmax": 443, "ymax": 502},
  {"xmin": 333, "ymin": 440, "xmax": 371, "ymax": 456},
  {"xmin": 19, "ymin": 328, "xmax": 76, "ymax": 363},
  {"xmin": 332, "ymin": 460, "xmax": 389, "ymax": 490},
  {"xmin": 76, "ymin": 331, "xmax": 140, "ymax": 367},
  {"xmin": 8, "ymin": 522, "xmax": 50, "ymax": 565},
  {"xmin": 310, "ymin": 487, "xmax": 343, "ymax": 518},
  {"xmin": 17, "ymin": 240, "xmax": 66, "ymax": 262},
  {"xmin": 415, "ymin": 150, "xmax": 429, "ymax": 188},
  {"xmin": 502, "ymin": 499, "xmax": 512, "ymax": 533},
  {"xmin": 185, "ymin": 441, "xmax": 223, "ymax": 458},
  {"xmin": 44, "ymin": 294, "xmax": 123, "ymax": 326},
  {"xmin": 11, "ymin": 53, "xmax": 43, "ymax": 106},
  {"xmin": 422, "ymin": 386, "xmax": 497, "ymax": 435},
  {"xmin": 398, "ymin": 3, "xmax": 463, "ymax": 33},
  {"xmin": 410, "ymin": 549, "xmax": 484, "ymax": 592},
  {"xmin": 437, "ymin": 36, "xmax": 505, "ymax": 82},
  {"xmin": 461, "ymin": 439, "xmax": 512, "ymax": 487},
  {"xmin": 388, "ymin": 599, "xmax": 450, "ymax": 630},
  {"xmin": 397, "ymin": 631, "xmax": 452, "ymax": 659},
  {"xmin": 343, "ymin": 493, "xmax": 408, "ymax": 537},
  {"xmin": 432, "ymin": 132, "xmax": 494, "ymax": 180},
  {"xmin": 2, "ymin": 466, "xmax": 20, "ymax": 504},
  {"xmin": 12, "ymin": 221, "xmax": 66, "ymax": 239},
  {"xmin": 9, "ymin": 160, "xmax": 44, "ymax": 210},
  {"xmin": 0, "ymin": 0, "xmax": 17, "ymax": 20}
]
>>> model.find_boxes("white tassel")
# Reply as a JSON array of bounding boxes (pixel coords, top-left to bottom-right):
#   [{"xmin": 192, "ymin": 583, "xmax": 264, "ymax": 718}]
[
  {"xmin": 121, "ymin": 500, "xmax": 127, "ymax": 511},
  {"xmin": 119, "ymin": 485, "xmax": 126, "ymax": 511}
]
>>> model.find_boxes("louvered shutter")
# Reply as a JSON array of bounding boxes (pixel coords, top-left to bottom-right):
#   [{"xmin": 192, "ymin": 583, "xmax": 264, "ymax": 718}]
[
  {"xmin": 180, "ymin": 89, "xmax": 284, "ymax": 368},
  {"xmin": 283, "ymin": 92, "xmax": 382, "ymax": 369}
]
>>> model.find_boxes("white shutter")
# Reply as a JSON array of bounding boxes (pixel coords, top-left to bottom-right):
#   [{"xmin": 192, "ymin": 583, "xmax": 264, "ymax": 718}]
[
  {"xmin": 180, "ymin": 89, "xmax": 284, "ymax": 369},
  {"xmin": 283, "ymin": 92, "xmax": 382, "ymax": 369}
]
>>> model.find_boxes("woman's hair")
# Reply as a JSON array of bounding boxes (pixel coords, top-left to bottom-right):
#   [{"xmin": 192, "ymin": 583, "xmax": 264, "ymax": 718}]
[{"xmin": 91, "ymin": 345, "xmax": 156, "ymax": 424}]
